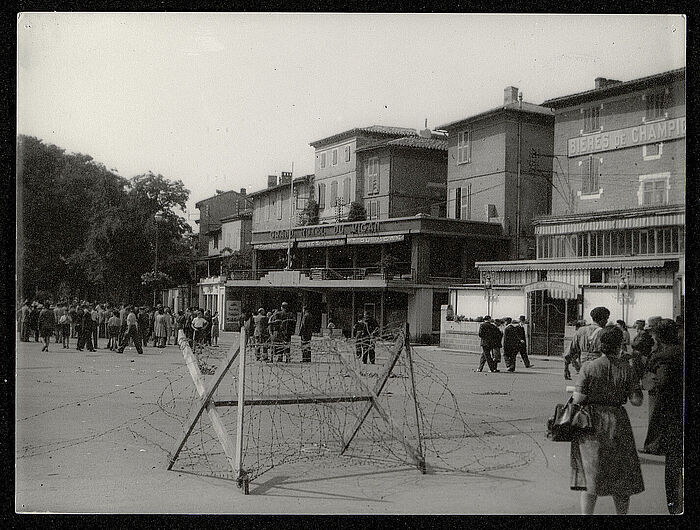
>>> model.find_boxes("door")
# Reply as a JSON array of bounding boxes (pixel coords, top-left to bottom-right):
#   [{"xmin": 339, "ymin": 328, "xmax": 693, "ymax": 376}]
[{"xmin": 529, "ymin": 290, "xmax": 566, "ymax": 356}]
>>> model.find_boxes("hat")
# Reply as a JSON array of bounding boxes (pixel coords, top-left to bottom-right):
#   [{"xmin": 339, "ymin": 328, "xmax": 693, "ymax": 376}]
[
  {"xmin": 281, "ymin": 302, "xmax": 289, "ymax": 307},
  {"xmin": 634, "ymin": 319, "xmax": 646, "ymax": 328},
  {"xmin": 483, "ymin": 315, "xmax": 491, "ymax": 321},
  {"xmin": 645, "ymin": 316, "xmax": 663, "ymax": 331},
  {"xmin": 258, "ymin": 308, "xmax": 265, "ymax": 314}
]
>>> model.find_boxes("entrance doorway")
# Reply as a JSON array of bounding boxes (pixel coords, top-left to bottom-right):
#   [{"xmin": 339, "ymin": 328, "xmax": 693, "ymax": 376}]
[{"xmin": 529, "ymin": 290, "xmax": 569, "ymax": 356}]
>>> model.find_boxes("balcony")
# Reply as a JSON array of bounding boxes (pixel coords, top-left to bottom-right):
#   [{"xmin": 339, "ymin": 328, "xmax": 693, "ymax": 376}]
[{"xmin": 224, "ymin": 267, "xmax": 416, "ymax": 288}]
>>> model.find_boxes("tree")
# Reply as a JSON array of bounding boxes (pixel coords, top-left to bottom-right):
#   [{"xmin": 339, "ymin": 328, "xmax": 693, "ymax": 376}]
[
  {"xmin": 299, "ymin": 199, "xmax": 320, "ymax": 226},
  {"xmin": 347, "ymin": 201, "xmax": 367, "ymax": 221}
]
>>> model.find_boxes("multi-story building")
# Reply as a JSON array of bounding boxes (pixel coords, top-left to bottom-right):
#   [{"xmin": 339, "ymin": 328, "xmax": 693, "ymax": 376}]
[
  {"xmin": 437, "ymin": 86, "xmax": 555, "ymax": 259},
  {"xmin": 355, "ymin": 129, "xmax": 448, "ymax": 219},
  {"xmin": 443, "ymin": 68, "xmax": 686, "ymax": 356},
  {"xmin": 217, "ymin": 127, "xmax": 508, "ymax": 340},
  {"xmin": 309, "ymin": 125, "xmax": 419, "ymax": 223}
]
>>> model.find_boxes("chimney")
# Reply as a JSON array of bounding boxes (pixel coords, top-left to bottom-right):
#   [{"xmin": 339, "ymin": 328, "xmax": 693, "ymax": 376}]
[
  {"xmin": 595, "ymin": 77, "xmax": 622, "ymax": 90},
  {"xmin": 504, "ymin": 86, "xmax": 519, "ymax": 105},
  {"xmin": 267, "ymin": 175, "xmax": 277, "ymax": 188},
  {"xmin": 239, "ymin": 188, "xmax": 246, "ymax": 195},
  {"xmin": 280, "ymin": 171, "xmax": 292, "ymax": 185},
  {"xmin": 419, "ymin": 118, "xmax": 432, "ymax": 139}
]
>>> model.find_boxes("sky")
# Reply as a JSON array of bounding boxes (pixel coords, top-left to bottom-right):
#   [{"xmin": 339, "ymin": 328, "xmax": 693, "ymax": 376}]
[{"xmin": 17, "ymin": 13, "xmax": 686, "ymax": 222}]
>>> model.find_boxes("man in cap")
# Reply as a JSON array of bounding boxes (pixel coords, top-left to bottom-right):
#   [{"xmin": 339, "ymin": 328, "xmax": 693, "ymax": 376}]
[
  {"xmin": 568, "ymin": 306, "xmax": 610, "ymax": 368},
  {"xmin": 476, "ymin": 316, "xmax": 499, "ymax": 372},
  {"xmin": 252, "ymin": 307, "xmax": 269, "ymax": 361}
]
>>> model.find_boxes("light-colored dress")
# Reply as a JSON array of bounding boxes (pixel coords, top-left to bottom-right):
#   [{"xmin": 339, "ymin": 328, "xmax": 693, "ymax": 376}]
[
  {"xmin": 570, "ymin": 355, "xmax": 645, "ymax": 497},
  {"xmin": 154, "ymin": 313, "xmax": 168, "ymax": 338}
]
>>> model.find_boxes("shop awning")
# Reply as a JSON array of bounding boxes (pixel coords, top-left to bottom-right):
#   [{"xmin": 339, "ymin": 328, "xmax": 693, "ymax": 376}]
[
  {"xmin": 479, "ymin": 258, "xmax": 669, "ymax": 272},
  {"xmin": 536, "ymin": 212, "xmax": 685, "ymax": 235}
]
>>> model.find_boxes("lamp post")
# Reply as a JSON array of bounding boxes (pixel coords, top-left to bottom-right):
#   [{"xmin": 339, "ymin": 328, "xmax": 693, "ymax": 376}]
[
  {"xmin": 153, "ymin": 212, "xmax": 163, "ymax": 306},
  {"xmin": 617, "ymin": 270, "xmax": 632, "ymax": 323},
  {"xmin": 484, "ymin": 274, "xmax": 495, "ymax": 316}
]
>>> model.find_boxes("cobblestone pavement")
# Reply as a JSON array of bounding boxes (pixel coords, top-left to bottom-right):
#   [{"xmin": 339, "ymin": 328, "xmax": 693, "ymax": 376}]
[{"xmin": 15, "ymin": 333, "xmax": 670, "ymax": 514}]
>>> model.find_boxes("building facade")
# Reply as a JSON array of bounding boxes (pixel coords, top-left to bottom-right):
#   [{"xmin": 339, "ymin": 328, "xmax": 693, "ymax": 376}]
[
  {"xmin": 309, "ymin": 125, "xmax": 419, "ymax": 223},
  {"xmin": 443, "ymin": 69, "xmax": 686, "ymax": 356},
  {"xmin": 355, "ymin": 130, "xmax": 448, "ymax": 220},
  {"xmin": 438, "ymin": 86, "xmax": 555, "ymax": 260}
]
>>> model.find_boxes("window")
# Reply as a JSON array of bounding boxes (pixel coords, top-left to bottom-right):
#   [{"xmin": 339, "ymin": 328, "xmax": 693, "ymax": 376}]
[
  {"xmin": 366, "ymin": 158, "xmax": 379, "ymax": 195},
  {"xmin": 583, "ymin": 106, "xmax": 601, "ymax": 133},
  {"xmin": 343, "ymin": 177, "xmax": 351, "ymax": 204},
  {"xmin": 457, "ymin": 130, "xmax": 471, "ymax": 164},
  {"xmin": 344, "ymin": 145, "xmax": 351, "ymax": 162},
  {"xmin": 580, "ymin": 156, "xmax": 600, "ymax": 196},
  {"xmin": 645, "ymin": 91, "xmax": 666, "ymax": 121},
  {"xmin": 320, "ymin": 152, "xmax": 327, "ymax": 168},
  {"xmin": 590, "ymin": 269, "xmax": 603, "ymax": 283},
  {"xmin": 330, "ymin": 181, "xmax": 338, "ymax": 206},
  {"xmin": 213, "ymin": 233, "xmax": 219, "ymax": 249},
  {"xmin": 643, "ymin": 143, "xmax": 662, "ymax": 160},
  {"xmin": 277, "ymin": 191, "xmax": 283, "ymax": 219},
  {"xmin": 267, "ymin": 195, "xmax": 272, "ymax": 220},
  {"xmin": 637, "ymin": 173, "xmax": 670, "ymax": 206},
  {"xmin": 317, "ymin": 183, "xmax": 326, "ymax": 210},
  {"xmin": 367, "ymin": 200, "xmax": 380, "ymax": 220},
  {"xmin": 332, "ymin": 148, "xmax": 338, "ymax": 166},
  {"xmin": 454, "ymin": 187, "xmax": 462, "ymax": 219},
  {"xmin": 461, "ymin": 185, "xmax": 471, "ymax": 220}
]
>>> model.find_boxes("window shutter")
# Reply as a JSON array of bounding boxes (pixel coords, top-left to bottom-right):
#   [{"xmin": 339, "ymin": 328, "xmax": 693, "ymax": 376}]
[
  {"xmin": 448, "ymin": 188, "xmax": 457, "ymax": 219},
  {"xmin": 330, "ymin": 181, "xmax": 338, "ymax": 205}
]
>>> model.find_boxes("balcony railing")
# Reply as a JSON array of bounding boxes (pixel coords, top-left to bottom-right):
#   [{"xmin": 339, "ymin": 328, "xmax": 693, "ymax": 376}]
[{"xmin": 225, "ymin": 267, "xmax": 416, "ymax": 283}]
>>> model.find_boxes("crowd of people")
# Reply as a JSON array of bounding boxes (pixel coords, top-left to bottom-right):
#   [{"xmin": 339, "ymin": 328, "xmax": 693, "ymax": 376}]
[
  {"xmin": 16, "ymin": 299, "xmax": 222, "ymax": 354},
  {"xmin": 563, "ymin": 305, "xmax": 684, "ymax": 515},
  {"xmin": 476, "ymin": 315, "xmax": 532, "ymax": 372}
]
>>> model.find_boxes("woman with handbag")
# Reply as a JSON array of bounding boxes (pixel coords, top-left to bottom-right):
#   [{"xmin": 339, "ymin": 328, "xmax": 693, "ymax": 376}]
[{"xmin": 570, "ymin": 324, "xmax": 644, "ymax": 515}]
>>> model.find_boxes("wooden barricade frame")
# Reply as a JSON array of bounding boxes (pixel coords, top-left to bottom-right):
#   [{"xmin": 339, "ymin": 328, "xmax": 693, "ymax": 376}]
[{"xmin": 167, "ymin": 324, "xmax": 425, "ymax": 494}]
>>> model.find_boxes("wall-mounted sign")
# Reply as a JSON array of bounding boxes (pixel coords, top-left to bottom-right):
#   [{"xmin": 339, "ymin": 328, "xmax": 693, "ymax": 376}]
[
  {"xmin": 346, "ymin": 234, "xmax": 405, "ymax": 245},
  {"xmin": 269, "ymin": 221, "xmax": 381, "ymax": 240},
  {"xmin": 225, "ymin": 300, "xmax": 241, "ymax": 323},
  {"xmin": 255, "ymin": 242, "xmax": 290, "ymax": 250},
  {"xmin": 297, "ymin": 238, "xmax": 346, "ymax": 248},
  {"xmin": 568, "ymin": 116, "xmax": 685, "ymax": 157}
]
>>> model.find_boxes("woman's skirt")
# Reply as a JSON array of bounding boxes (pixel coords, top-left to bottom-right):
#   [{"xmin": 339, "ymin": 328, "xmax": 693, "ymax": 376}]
[{"xmin": 570, "ymin": 404, "xmax": 644, "ymax": 497}]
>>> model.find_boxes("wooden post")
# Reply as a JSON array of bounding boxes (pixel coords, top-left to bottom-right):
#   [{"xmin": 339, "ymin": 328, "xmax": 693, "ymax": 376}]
[
  {"xmin": 169, "ymin": 331, "xmax": 238, "ymax": 478},
  {"xmin": 234, "ymin": 326, "xmax": 248, "ymax": 492},
  {"xmin": 167, "ymin": 330, "xmax": 240, "ymax": 470},
  {"xmin": 403, "ymin": 323, "xmax": 426, "ymax": 473}
]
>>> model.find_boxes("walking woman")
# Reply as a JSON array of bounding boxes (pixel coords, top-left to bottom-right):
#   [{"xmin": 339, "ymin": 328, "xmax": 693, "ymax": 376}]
[
  {"xmin": 570, "ymin": 324, "xmax": 644, "ymax": 514},
  {"xmin": 38, "ymin": 304, "xmax": 56, "ymax": 352}
]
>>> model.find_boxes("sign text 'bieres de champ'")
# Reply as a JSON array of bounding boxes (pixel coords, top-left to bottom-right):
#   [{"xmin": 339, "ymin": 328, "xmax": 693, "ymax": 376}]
[
  {"xmin": 568, "ymin": 116, "xmax": 685, "ymax": 157},
  {"xmin": 270, "ymin": 221, "xmax": 380, "ymax": 240}
]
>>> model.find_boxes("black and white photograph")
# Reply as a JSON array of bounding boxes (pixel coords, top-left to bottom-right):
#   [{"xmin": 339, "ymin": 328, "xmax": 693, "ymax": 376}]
[{"xmin": 15, "ymin": 12, "xmax": 686, "ymax": 514}]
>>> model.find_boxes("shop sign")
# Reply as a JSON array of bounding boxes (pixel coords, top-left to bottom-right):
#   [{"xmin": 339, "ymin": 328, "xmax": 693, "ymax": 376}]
[
  {"xmin": 346, "ymin": 234, "xmax": 405, "ymax": 245},
  {"xmin": 255, "ymin": 242, "xmax": 290, "ymax": 250},
  {"xmin": 568, "ymin": 116, "xmax": 685, "ymax": 157},
  {"xmin": 225, "ymin": 300, "xmax": 241, "ymax": 323},
  {"xmin": 269, "ymin": 221, "xmax": 381, "ymax": 240},
  {"xmin": 296, "ymin": 238, "xmax": 346, "ymax": 248}
]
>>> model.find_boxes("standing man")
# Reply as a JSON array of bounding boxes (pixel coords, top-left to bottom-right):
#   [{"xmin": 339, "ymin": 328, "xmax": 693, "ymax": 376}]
[
  {"xmin": 252, "ymin": 308, "xmax": 269, "ymax": 361},
  {"xmin": 38, "ymin": 303, "xmax": 56, "ymax": 352},
  {"xmin": 362, "ymin": 311, "xmax": 379, "ymax": 365},
  {"xmin": 299, "ymin": 306, "xmax": 313, "ymax": 363},
  {"xmin": 515, "ymin": 315, "xmax": 532, "ymax": 368},
  {"xmin": 91, "ymin": 305, "xmax": 100, "ymax": 349},
  {"xmin": 491, "ymin": 319, "xmax": 504, "ymax": 371},
  {"xmin": 564, "ymin": 320, "xmax": 585, "ymax": 380},
  {"xmin": 502, "ymin": 317, "xmax": 522, "ymax": 372},
  {"xmin": 476, "ymin": 316, "xmax": 499, "ymax": 372},
  {"xmin": 138, "ymin": 307, "xmax": 151, "ymax": 349},
  {"xmin": 78, "ymin": 304, "xmax": 96, "ymax": 352},
  {"xmin": 53, "ymin": 303, "xmax": 65, "ymax": 344},
  {"xmin": 117, "ymin": 306, "xmax": 143, "ymax": 355},
  {"xmin": 631, "ymin": 318, "xmax": 656, "ymax": 380},
  {"xmin": 278, "ymin": 302, "xmax": 295, "ymax": 363},
  {"xmin": 568, "ymin": 306, "xmax": 609, "ymax": 366},
  {"xmin": 19, "ymin": 300, "xmax": 31, "ymax": 342}
]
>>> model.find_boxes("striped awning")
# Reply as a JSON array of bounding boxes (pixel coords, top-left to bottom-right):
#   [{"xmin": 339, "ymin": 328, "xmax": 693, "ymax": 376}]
[
  {"xmin": 536, "ymin": 212, "xmax": 685, "ymax": 235},
  {"xmin": 480, "ymin": 259, "xmax": 668, "ymax": 272}
]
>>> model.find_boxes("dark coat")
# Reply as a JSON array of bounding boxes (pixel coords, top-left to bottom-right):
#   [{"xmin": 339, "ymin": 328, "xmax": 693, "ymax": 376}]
[
  {"xmin": 299, "ymin": 311, "xmax": 313, "ymax": 341},
  {"xmin": 502, "ymin": 324, "xmax": 522, "ymax": 353},
  {"xmin": 478, "ymin": 321, "xmax": 500, "ymax": 348}
]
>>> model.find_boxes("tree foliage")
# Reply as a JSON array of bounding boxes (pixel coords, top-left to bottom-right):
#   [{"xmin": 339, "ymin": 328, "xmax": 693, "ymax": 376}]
[
  {"xmin": 17, "ymin": 135, "xmax": 194, "ymax": 303},
  {"xmin": 299, "ymin": 199, "xmax": 320, "ymax": 226},
  {"xmin": 347, "ymin": 201, "xmax": 367, "ymax": 221}
]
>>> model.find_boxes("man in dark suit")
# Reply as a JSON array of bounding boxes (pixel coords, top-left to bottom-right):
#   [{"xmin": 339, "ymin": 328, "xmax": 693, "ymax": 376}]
[
  {"xmin": 515, "ymin": 315, "xmax": 532, "ymax": 368},
  {"xmin": 502, "ymin": 317, "xmax": 521, "ymax": 372},
  {"xmin": 77, "ymin": 304, "xmax": 96, "ymax": 352},
  {"xmin": 299, "ymin": 306, "xmax": 313, "ymax": 363},
  {"xmin": 477, "ymin": 316, "xmax": 499, "ymax": 372}
]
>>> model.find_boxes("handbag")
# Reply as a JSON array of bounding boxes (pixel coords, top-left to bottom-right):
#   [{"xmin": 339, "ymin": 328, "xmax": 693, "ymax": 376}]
[{"xmin": 547, "ymin": 396, "xmax": 593, "ymax": 442}]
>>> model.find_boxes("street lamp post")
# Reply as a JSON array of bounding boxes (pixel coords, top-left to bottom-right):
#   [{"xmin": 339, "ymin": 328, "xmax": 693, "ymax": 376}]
[
  {"xmin": 154, "ymin": 212, "xmax": 163, "ymax": 306},
  {"xmin": 484, "ymin": 274, "xmax": 495, "ymax": 316}
]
